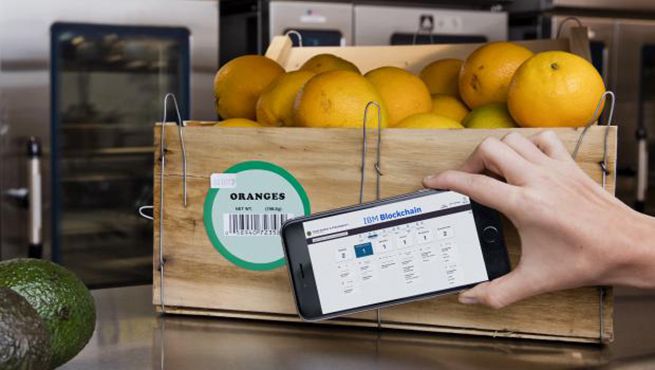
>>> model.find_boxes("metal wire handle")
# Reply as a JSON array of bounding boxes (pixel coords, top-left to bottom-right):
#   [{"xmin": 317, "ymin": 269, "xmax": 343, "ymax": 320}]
[
  {"xmin": 137, "ymin": 93, "xmax": 188, "ymax": 216},
  {"xmin": 138, "ymin": 205, "xmax": 154, "ymax": 221},
  {"xmin": 285, "ymin": 30, "xmax": 303, "ymax": 47},
  {"xmin": 157, "ymin": 93, "xmax": 189, "ymax": 314},
  {"xmin": 572, "ymin": 91, "xmax": 615, "ymax": 167},
  {"xmin": 161, "ymin": 93, "xmax": 188, "ymax": 207},
  {"xmin": 359, "ymin": 101, "xmax": 384, "ymax": 329},
  {"xmin": 570, "ymin": 90, "xmax": 615, "ymax": 341},
  {"xmin": 556, "ymin": 16, "xmax": 584, "ymax": 39},
  {"xmin": 360, "ymin": 101, "xmax": 383, "ymax": 203}
]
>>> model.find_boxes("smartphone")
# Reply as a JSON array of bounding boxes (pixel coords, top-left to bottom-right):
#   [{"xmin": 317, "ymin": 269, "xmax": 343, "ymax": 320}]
[{"xmin": 280, "ymin": 189, "xmax": 510, "ymax": 321}]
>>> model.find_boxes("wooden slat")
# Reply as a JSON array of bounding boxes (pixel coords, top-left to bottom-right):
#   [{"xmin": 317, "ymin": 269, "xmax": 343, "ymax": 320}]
[
  {"xmin": 158, "ymin": 305, "xmax": 602, "ymax": 344},
  {"xmin": 153, "ymin": 125, "xmax": 616, "ymax": 343}
]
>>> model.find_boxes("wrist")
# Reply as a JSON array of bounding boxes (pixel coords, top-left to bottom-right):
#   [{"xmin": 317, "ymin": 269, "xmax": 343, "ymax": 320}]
[{"xmin": 604, "ymin": 210, "xmax": 655, "ymax": 288}]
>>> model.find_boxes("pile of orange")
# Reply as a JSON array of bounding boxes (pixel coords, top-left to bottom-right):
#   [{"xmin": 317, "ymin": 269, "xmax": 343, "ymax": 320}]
[{"xmin": 212, "ymin": 42, "xmax": 605, "ymax": 129}]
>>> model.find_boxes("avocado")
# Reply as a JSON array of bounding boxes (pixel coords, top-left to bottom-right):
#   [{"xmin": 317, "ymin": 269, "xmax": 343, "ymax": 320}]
[
  {"xmin": 0, "ymin": 259, "xmax": 96, "ymax": 368},
  {"xmin": 0, "ymin": 287, "xmax": 52, "ymax": 370}
]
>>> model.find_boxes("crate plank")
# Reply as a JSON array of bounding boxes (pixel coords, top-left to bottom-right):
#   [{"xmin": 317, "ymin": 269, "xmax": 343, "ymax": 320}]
[{"xmin": 154, "ymin": 125, "xmax": 615, "ymax": 343}]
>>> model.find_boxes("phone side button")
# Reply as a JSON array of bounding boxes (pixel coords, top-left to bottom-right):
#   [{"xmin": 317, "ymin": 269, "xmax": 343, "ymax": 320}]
[{"xmin": 482, "ymin": 226, "xmax": 499, "ymax": 244}]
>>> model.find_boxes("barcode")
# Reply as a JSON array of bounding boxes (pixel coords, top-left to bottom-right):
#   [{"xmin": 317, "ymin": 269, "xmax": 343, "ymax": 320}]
[{"xmin": 224, "ymin": 213, "xmax": 293, "ymax": 236}]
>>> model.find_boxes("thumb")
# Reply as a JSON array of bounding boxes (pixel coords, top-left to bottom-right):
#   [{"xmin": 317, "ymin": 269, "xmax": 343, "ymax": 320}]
[{"xmin": 458, "ymin": 269, "xmax": 538, "ymax": 309}]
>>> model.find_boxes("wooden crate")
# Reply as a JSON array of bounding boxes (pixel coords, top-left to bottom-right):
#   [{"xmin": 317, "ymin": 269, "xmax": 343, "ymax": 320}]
[{"xmin": 153, "ymin": 31, "xmax": 615, "ymax": 343}]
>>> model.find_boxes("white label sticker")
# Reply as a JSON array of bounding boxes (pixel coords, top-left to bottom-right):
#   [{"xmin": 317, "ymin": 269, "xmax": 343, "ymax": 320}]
[
  {"xmin": 210, "ymin": 173, "xmax": 237, "ymax": 189},
  {"xmin": 204, "ymin": 161, "xmax": 311, "ymax": 271}
]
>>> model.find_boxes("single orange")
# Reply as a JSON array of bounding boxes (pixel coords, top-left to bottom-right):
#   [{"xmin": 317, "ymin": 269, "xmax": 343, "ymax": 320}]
[
  {"xmin": 213, "ymin": 55, "xmax": 284, "ymax": 120},
  {"xmin": 419, "ymin": 58, "xmax": 463, "ymax": 96},
  {"xmin": 459, "ymin": 42, "xmax": 534, "ymax": 109},
  {"xmin": 299, "ymin": 54, "xmax": 360, "ymax": 74},
  {"xmin": 215, "ymin": 118, "xmax": 261, "ymax": 127},
  {"xmin": 294, "ymin": 70, "xmax": 388, "ymax": 128},
  {"xmin": 462, "ymin": 103, "xmax": 517, "ymax": 129},
  {"xmin": 431, "ymin": 94, "xmax": 470, "ymax": 123},
  {"xmin": 365, "ymin": 66, "xmax": 432, "ymax": 126},
  {"xmin": 256, "ymin": 70, "xmax": 315, "ymax": 126},
  {"xmin": 507, "ymin": 51, "xmax": 606, "ymax": 127},
  {"xmin": 394, "ymin": 113, "xmax": 463, "ymax": 129}
]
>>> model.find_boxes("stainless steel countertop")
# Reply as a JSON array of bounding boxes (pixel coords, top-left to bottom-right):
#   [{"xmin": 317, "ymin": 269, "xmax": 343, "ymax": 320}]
[{"xmin": 61, "ymin": 286, "xmax": 655, "ymax": 370}]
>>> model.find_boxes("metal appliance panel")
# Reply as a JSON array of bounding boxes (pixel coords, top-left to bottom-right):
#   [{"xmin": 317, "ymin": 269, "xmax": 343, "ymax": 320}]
[
  {"xmin": 611, "ymin": 20, "xmax": 655, "ymax": 209},
  {"xmin": 0, "ymin": 0, "xmax": 218, "ymax": 272},
  {"xmin": 354, "ymin": 5, "xmax": 507, "ymax": 46},
  {"xmin": 269, "ymin": 1, "xmax": 353, "ymax": 46},
  {"xmin": 509, "ymin": 0, "xmax": 655, "ymax": 12},
  {"xmin": 220, "ymin": 0, "xmax": 263, "ymax": 64},
  {"xmin": 554, "ymin": 0, "xmax": 655, "ymax": 11}
]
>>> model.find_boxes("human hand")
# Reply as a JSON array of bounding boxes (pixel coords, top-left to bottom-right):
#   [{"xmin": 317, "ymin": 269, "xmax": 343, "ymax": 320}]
[{"xmin": 423, "ymin": 131, "xmax": 655, "ymax": 308}]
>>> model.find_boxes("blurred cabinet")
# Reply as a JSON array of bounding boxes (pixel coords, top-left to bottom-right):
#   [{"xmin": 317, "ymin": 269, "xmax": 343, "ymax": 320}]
[
  {"xmin": 51, "ymin": 23, "xmax": 190, "ymax": 287},
  {"xmin": 354, "ymin": 5, "xmax": 507, "ymax": 46},
  {"xmin": 220, "ymin": 0, "xmax": 352, "ymax": 65},
  {"xmin": 0, "ymin": 0, "xmax": 218, "ymax": 287},
  {"xmin": 220, "ymin": 1, "xmax": 507, "ymax": 64},
  {"xmin": 270, "ymin": 1, "xmax": 352, "ymax": 47}
]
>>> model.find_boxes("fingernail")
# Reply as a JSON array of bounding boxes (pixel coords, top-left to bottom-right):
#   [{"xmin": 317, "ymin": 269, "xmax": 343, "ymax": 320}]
[
  {"xmin": 459, "ymin": 295, "xmax": 479, "ymax": 305},
  {"xmin": 423, "ymin": 175, "xmax": 435, "ymax": 183}
]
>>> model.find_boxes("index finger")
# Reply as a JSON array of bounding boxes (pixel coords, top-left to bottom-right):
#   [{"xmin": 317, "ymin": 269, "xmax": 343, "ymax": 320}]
[
  {"xmin": 423, "ymin": 170, "xmax": 518, "ymax": 216},
  {"xmin": 460, "ymin": 137, "xmax": 534, "ymax": 186}
]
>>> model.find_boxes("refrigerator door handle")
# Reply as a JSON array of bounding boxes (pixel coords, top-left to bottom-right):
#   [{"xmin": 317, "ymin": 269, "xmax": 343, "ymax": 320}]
[
  {"xmin": 2, "ymin": 137, "xmax": 42, "ymax": 258},
  {"xmin": 27, "ymin": 137, "xmax": 42, "ymax": 258}
]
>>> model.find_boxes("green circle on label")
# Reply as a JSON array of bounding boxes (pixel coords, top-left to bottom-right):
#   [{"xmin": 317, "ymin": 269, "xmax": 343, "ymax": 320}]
[{"xmin": 204, "ymin": 161, "xmax": 310, "ymax": 271}]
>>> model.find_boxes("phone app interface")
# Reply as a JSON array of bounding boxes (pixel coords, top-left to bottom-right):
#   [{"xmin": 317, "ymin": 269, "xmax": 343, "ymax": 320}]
[{"xmin": 302, "ymin": 191, "xmax": 488, "ymax": 314}]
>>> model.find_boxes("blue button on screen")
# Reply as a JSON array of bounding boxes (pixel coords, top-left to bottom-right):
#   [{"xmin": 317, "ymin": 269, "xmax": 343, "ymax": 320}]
[{"xmin": 354, "ymin": 242, "xmax": 374, "ymax": 258}]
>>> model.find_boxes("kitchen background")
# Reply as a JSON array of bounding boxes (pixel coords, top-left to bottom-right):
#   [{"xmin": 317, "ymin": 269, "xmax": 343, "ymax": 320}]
[{"xmin": 1, "ymin": 0, "xmax": 655, "ymax": 289}]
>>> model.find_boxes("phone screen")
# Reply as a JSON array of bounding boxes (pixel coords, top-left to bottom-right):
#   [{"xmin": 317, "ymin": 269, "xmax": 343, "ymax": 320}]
[{"xmin": 301, "ymin": 191, "xmax": 489, "ymax": 315}]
